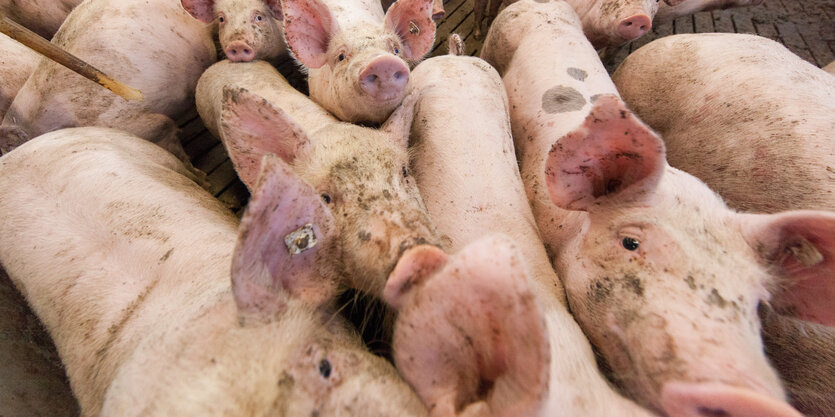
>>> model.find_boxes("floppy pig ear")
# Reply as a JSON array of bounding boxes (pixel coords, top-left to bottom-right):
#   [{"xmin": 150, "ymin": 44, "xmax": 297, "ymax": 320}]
[
  {"xmin": 219, "ymin": 86, "xmax": 310, "ymax": 190},
  {"xmin": 741, "ymin": 210, "xmax": 835, "ymax": 327},
  {"xmin": 180, "ymin": 0, "xmax": 215, "ymax": 23},
  {"xmin": 387, "ymin": 235, "xmax": 550, "ymax": 417},
  {"xmin": 380, "ymin": 92, "xmax": 418, "ymax": 148},
  {"xmin": 544, "ymin": 94, "xmax": 666, "ymax": 211},
  {"xmin": 384, "ymin": 244, "xmax": 448, "ymax": 310},
  {"xmin": 265, "ymin": 0, "xmax": 282, "ymax": 20},
  {"xmin": 385, "ymin": 0, "xmax": 435, "ymax": 60},
  {"xmin": 231, "ymin": 154, "xmax": 337, "ymax": 322},
  {"xmin": 282, "ymin": 0, "xmax": 339, "ymax": 68}
]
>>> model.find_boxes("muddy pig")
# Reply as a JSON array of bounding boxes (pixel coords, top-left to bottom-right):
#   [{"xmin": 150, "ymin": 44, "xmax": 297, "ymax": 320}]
[
  {"xmin": 0, "ymin": 127, "xmax": 429, "ymax": 417},
  {"xmin": 389, "ymin": 54, "xmax": 658, "ymax": 416},
  {"xmin": 0, "ymin": 33, "xmax": 39, "ymax": 121},
  {"xmin": 0, "ymin": 0, "xmax": 83, "ymax": 39},
  {"xmin": 472, "ymin": 0, "xmax": 656, "ymax": 47},
  {"xmin": 482, "ymin": 2, "xmax": 832, "ymax": 416},
  {"xmin": 0, "ymin": 266, "xmax": 80, "ymax": 417},
  {"xmin": 613, "ymin": 34, "xmax": 835, "ymax": 214},
  {"xmin": 655, "ymin": 0, "xmax": 763, "ymax": 23},
  {"xmin": 197, "ymin": 60, "xmax": 439, "ymax": 298},
  {"xmin": 282, "ymin": 0, "xmax": 435, "ymax": 124},
  {"xmin": 0, "ymin": 0, "xmax": 216, "ymax": 160},
  {"xmin": 759, "ymin": 304, "xmax": 835, "ymax": 417},
  {"xmin": 383, "ymin": 0, "xmax": 446, "ymax": 20},
  {"xmin": 181, "ymin": 0, "xmax": 287, "ymax": 63}
]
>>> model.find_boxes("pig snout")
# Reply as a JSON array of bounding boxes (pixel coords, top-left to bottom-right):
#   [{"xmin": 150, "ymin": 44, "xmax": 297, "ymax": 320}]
[
  {"xmin": 225, "ymin": 40, "xmax": 255, "ymax": 62},
  {"xmin": 618, "ymin": 14, "xmax": 652, "ymax": 40},
  {"xmin": 359, "ymin": 56, "xmax": 410, "ymax": 102},
  {"xmin": 661, "ymin": 382, "xmax": 804, "ymax": 417}
]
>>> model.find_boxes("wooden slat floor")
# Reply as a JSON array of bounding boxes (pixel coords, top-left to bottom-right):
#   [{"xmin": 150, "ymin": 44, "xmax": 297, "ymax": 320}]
[{"xmin": 183, "ymin": 0, "xmax": 834, "ymax": 215}]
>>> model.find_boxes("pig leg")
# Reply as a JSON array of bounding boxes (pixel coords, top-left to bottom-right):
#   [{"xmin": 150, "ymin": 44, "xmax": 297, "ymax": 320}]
[
  {"xmin": 486, "ymin": 0, "xmax": 504, "ymax": 28},
  {"xmin": 473, "ymin": 0, "xmax": 487, "ymax": 39}
]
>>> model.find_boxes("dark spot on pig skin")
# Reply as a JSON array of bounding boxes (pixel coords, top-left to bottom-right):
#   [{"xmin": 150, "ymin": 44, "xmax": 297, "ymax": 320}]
[
  {"xmin": 696, "ymin": 407, "xmax": 731, "ymax": 417},
  {"xmin": 590, "ymin": 277, "xmax": 614, "ymax": 302},
  {"xmin": 567, "ymin": 67, "xmax": 588, "ymax": 81},
  {"xmin": 590, "ymin": 94, "xmax": 603, "ymax": 103},
  {"xmin": 707, "ymin": 288, "xmax": 727, "ymax": 308},
  {"xmin": 358, "ymin": 231, "xmax": 371, "ymax": 242},
  {"xmin": 685, "ymin": 275, "xmax": 697, "ymax": 290},
  {"xmin": 534, "ymin": 0, "xmax": 550, "ymax": 3},
  {"xmin": 542, "ymin": 85, "xmax": 586, "ymax": 113},
  {"xmin": 624, "ymin": 274, "xmax": 644, "ymax": 296}
]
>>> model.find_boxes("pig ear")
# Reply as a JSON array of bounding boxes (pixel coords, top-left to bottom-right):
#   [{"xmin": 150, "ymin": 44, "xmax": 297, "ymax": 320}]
[
  {"xmin": 232, "ymin": 154, "xmax": 337, "ymax": 321},
  {"xmin": 388, "ymin": 235, "xmax": 550, "ymax": 416},
  {"xmin": 544, "ymin": 94, "xmax": 666, "ymax": 211},
  {"xmin": 180, "ymin": 0, "xmax": 215, "ymax": 23},
  {"xmin": 384, "ymin": 244, "xmax": 448, "ymax": 310},
  {"xmin": 385, "ymin": 0, "xmax": 436, "ymax": 60},
  {"xmin": 219, "ymin": 86, "xmax": 311, "ymax": 190},
  {"xmin": 0, "ymin": 126, "xmax": 30, "ymax": 155},
  {"xmin": 282, "ymin": 0, "xmax": 339, "ymax": 68},
  {"xmin": 741, "ymin": 210, "xmax": 835, "ymax": 327},
  {"xmin": 265, "ymin": 0, "xmax": 283, "ymax": 20},
  {"xmin": 380, "ymin": 92, "xmax": 418, "ymax": 148}
]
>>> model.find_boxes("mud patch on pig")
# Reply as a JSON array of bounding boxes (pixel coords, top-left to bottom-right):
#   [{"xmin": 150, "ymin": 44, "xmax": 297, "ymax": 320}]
[
  {"xmin": 542, "ymin": 85, "xmax": 586, "ymax": 113},
  {"xmin": 567, "ymin": 67, "xmax": 588, "ymax": 81}
]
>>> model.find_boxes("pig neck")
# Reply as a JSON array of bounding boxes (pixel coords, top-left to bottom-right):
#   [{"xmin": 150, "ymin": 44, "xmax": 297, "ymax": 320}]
[{"xmin": 321, "ymin": 0, "xmax": 385, "ymax": 28}]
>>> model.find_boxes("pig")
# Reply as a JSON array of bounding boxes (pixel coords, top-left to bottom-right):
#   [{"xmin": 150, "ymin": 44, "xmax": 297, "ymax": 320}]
[
  {"xmin": 0, "ymin": 32, "xmax": 39, "ymax": 120},
  {"xmin": 824, "ymin": 60, "xmax": 835, "ymax": 75},
  {"xmin": 482, "ymin": 2, "xmax": 832, "ymax": 416},
  {"xmin": 0, "ymin": 0, "xmax": 216, "ymax": 161},
  {"xmin": 196, "ymin": 59, "xmax": 439, "ymax": 299},
  {"xmin": 655, "ymin": 0, "xmax": 764, "ymax": 23},
  {"xmin": 383, "ymin": 0, "xmax": 446, "ymax": 20},
  {"xmin": 180, "ymin": 0, "xmax": 287, "ymax": 63},
  {"xmin": 759, "ymin": 304, "xmax": 835, "ymax": 417},
  {"xmin": 612, "ymin": 34, "xmax": 835, "ymax": 214},
  {"xmin": 0, "ymin": 266, "xmax": 80, "ymax": 417},
  {"xmin": 472, "ymin": 0, "xmax": 656, "ymax": 48},
  {"xmin": 0, "ymin": 127, "xmax": 429, "ymax": 417},
  {"xmin": 281, "ymin": 0, "xmax": 436, "ymax": 124},
  {"xmin": 0, "ymin": 0, "xmax": 83, "ymax": 39},
  {"xmin": 389, "ymin": 54, "xmax": 658, "ymax": 416}
]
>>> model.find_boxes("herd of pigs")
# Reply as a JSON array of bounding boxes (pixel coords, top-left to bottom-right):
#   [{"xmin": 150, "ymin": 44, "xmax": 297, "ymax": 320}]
[{"xmin": 0, "ymin": 0, "xmax": 834, "ymax": 416}]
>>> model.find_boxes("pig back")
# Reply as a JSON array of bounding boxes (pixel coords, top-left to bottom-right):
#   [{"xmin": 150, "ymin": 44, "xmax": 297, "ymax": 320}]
[
  {"xmin": 613, "ymin": 33, "xmax": 835, "ymax": 213},
  {"xmin": 196, "ymin": 60, "xmax": 336, "ymax": 139},
  {"xmin": 0, "ymin": 33, "xmax": 40, "ymax": 120},
  {"xmin": 0, "ymin": 127, "xmax": 238, "ymax": 415}
]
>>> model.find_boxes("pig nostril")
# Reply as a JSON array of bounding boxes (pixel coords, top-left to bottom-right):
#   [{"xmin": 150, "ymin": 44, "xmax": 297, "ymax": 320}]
[
  {"xmin": 625, "ymin": 21, "xmax": 632, "ymax": 26},
  {"xmin": 393, "ymin": 71, "xmax": 403, "ymax": 80},
  {"xmin": 697, "ymin": 407, "xmax": 730, "ymax": 417},
  {"xmin": 640, "ymin": 25, "xmax": 648, "ymax": 30},
  {"xmin": 367, "ymin": 74, "xmax": 378, "ymax": 83}
]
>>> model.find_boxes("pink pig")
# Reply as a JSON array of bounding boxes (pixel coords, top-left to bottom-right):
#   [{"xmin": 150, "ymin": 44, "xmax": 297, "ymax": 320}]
[
  {"xmin": 181, "ymin": 0, "xmax": 287, "ymax": 63},
  {"xmin": 482, "ymin": 1, "xmax": 832, "ymax": 416},
  {"xmin": 282, "ymin": 0, "xmax": 436, "ymax": 124},
  {"xmin": 0, "ymin": 33, "xmax": 39, "ymax": 122},
  {"xmin": 0, "ymin": 0, "xmax": 83, "ymax": 39},
  {"xmin": 655, "ymin": 0, "xmax": 764, "ymax": 23}
]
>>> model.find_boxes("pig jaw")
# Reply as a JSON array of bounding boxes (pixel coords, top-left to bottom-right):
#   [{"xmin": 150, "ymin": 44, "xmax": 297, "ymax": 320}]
[
  {"xmin": 555, "ymin": 169, "xmax": 791, "ymax": 415},
  {"xmin": 308, "ymin": 28, "xmax": 410, "ymax": 124},
  {"xmin": 216, "ymin": 0, "xmax": 286, "ymax": 62},
  {"xmin": 296, "ymin": 126, "xmax": 439, "ymax": 296}
]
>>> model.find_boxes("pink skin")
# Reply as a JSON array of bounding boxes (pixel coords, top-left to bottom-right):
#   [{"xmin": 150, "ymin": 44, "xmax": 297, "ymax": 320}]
[
  {"xmin": 282, "ymin": 0, "xmax": 436, "ymax": 124},
  {"xmin": 181, "ymin": 0, "xmax": 287, "ymax": 63},
  {"xmin": 385, "ymin": 237, "xmax": 550, "ymax": 417},
  {"xmin": 617, "ymin": 13, "xmax": 652, "ymax": 40},
  {"xmin": 217, "ymin": 85, "xmax": 438, "ymax": 297},
  {"xmin": 431, "ymin": 0, "xmax": 445, "ymax": 19},
  {"xmin": 655, "ymin": 0, "xmax": 764, "ymax": 22},
  {"xmin": 564, "ymin": 0, "xmax": 658, "ymax": 48},
  {"xmin": 0, "ymin": 0, "xmax": 82, "ymax": 39},
  {"xmin": 481, "ymin": 2, "xmax": 828, "ymax": 416},
  {"xmin": 0, "ymin": 33, "xmax": 39, "ymax": 121}
]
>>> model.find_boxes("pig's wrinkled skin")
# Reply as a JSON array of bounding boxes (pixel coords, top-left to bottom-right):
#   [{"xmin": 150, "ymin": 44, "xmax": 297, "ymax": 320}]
[
  {"xmin": 400, "ymin": 55, "xmax": 656, "ymax": 417},
  {"xmin": 0, "ymin": 127, "xmax": 428, "ymax": 417},
  {"xmin": 760, "ymin": 304, "xmax": 835, "ymax": 417},
  {"xmin": 181, "ymin": 0, "xmax": 287, "ymax": 63},
  {"xmin": 613, "ymin": 34, "xmax": 835, "ymax": 214},
  {"xmin": 197, "ymin": 60, "xmax": 439, "ymax": 298},
  {"xmin": 655, "ymin": 0, "xmax": 763, "ymax": 23},
  {"xmin": 0, "ymin": 267, "xmax": 80, "ymax": 417},
  {"xmin": 0, "ymin": 0, "xmax": 216, "ymax": 160},
  {"xmin": 0, "ymin": 0, "xmax": 82, "ymax": 39},
  {"xmin": 483, "ymin": 2, "xmax": 832, "ymax": 416},
  {"xmin": 282, "ymin": 0, "xmax": 436, "ymax": 124},
  {"xmin": 0, "ymin": 33, "xmax": 39, "ymax": 121}
]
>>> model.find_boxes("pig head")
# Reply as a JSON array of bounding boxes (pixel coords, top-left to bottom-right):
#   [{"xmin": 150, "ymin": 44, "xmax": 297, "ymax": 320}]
[
  {"xmin": 219, "ymin": 86, "xmax": 438, "ymax": 297},
  {"xmin": 181, "ymin": 0, "xmax": 287, "ymax": 62},
  {"xmin": 567, "ymin": 0, "xmax": 658, "ymax": 48},
  {"xmin": 543, "ymin": 96, "xmax": 831, "ymax": 417},
  {"xmin": 282, "ymin": 0, "xmax": 436, "ymax": 124},
  {"xmin": 384, "ymin": 235, "xmax": 550, "ymax": 417}
]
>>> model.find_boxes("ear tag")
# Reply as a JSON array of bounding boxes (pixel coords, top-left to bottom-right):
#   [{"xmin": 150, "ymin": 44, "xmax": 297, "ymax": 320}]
[
  {"xmin": 409, "ymin": 21, "xmax": 420, "ymax": 34},
  {"xmin": 285, "ymin": 224, "xmax": 318, "ymax": 255},
  {"xmin": 788, "ymin": 237, "xmax": 824, "ymax": 267}
]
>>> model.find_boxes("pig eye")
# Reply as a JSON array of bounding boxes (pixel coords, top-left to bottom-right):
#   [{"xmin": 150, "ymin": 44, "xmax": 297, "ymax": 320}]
[
  {"xmin": 394, "ymin": 47, "xmax": 400, "ymax": 54},
  {"xmin": 254, "ymin": 13, "xmax": 263, "ymax": 22},
  {"xmin": 401, "ymin": 166, "xmax": 408, "ymax": 178},
  {"xmin": 622, "ymin": 237, "xmax": 640, "ymax": 251},
  {"xmin": 318, "ymin": 359, "xmax": 332, "ymax": 378},
  {"xmin": 337, "ymin": 53, "xmax": 346, "ymax": 62},
  {"xmin": 218, "ymin": 15, "xmax": 225, "ymax": 23},
  {"xmin": 321, "ymin": 193, "xmax": 332, "ymax": 204}
]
